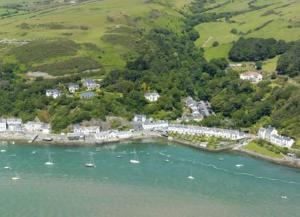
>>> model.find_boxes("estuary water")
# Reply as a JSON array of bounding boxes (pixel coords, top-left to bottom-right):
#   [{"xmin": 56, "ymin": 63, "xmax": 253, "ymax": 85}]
[{"xmin": 0, "ymin": 141, "xmax": 299, "ymax": 217}]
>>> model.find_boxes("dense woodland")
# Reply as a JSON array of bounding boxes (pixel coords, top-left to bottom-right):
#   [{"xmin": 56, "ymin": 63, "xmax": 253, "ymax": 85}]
[{"xmin": 0, "ymin": 0, "xmax": 299, "ymax": 143}]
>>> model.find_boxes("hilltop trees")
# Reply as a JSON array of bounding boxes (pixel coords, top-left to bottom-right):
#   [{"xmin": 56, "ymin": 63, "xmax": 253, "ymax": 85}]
[
  {"xmin": 277, "ymin": 41, "xmax": 300, "ymax": 77},
  {"xmin": 229, "ymin": 37, "xmax": 288, "ymax": 61}
]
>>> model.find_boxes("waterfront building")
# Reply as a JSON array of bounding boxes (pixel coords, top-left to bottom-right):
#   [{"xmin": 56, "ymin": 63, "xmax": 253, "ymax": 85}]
[
  {"xmin": 258, "ymin": 126, "xmax": 294, "ymax": 148},
  {"xmin": 24, "ymin": 121, "xmax": 51, "ymax": 134},
  {"xmin": 82, "ymin": 79, "xmax": 100, "ymax": 90},
  {"xmin": 80, "ymin": 91, "xmax": 96, "ymax": 99},
  {"xmin": 95, "ymin": 130, "xmax": 134, "ymax": 140},
  {"xmin": 142, "ymin": 121, "xmax": 169, "ymax": 131},
  {"xmin": 68, "ymin": 83, "xmax": 79, "ymax": 93},
  {"xmin": 133, "ymin": 115, "xmax": 147, "ymax": 123},
  {"xmin": 144, "ymin": 92, "xmax": 160, "ymax": 102},
  {"xmin": 240, "ymin": 71, "xmax": 263, "ymax": 83},
  {"xmin": 73, "ymin": 125, "xmax": 100, "ymax": 135},
  {"xmin": 0, "ymin": 119, "xmax": 7, "ymax": 132},
  {"xmin": 46, "ymin": 89, "xmax": 61, "ymax": 99},
  {"xmin": 6, "ymin": 118, "xmax": 23, "ymax": 132},
  {"xmin": 168, "ymin": 124, "xmax": 249, "ymax": 140}
]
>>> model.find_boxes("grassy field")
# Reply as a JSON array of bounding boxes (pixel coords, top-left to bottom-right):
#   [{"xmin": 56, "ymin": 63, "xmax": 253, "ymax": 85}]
[
  {"xmin": 0, "ymin": 0, "xmax": 189, "ymax": 71},
  {"xmin": 195, "ymin": 0, "xmax": 300, "ymax": 60},
  {"xmin": 244, "ymin": 140, "xmax": 284, "ymax": 159}
]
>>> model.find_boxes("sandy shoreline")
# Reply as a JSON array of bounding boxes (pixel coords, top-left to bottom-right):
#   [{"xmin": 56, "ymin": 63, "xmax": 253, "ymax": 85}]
[{"xmin": 1, "ymin": 132, "xmax": 299, "ymax": 169}]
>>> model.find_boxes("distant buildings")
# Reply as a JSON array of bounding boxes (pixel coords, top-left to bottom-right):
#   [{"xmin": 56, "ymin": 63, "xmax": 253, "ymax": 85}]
[
  {"xmin": 95, "ymin": 130, "xmax": 134, "ymax": 141},
  {"xmin": 144, "ymin": 92, "xmax": 160, "ymax": 102},
  {"xmin": 240, "ymin": 71, "xmax": 262, "ymax": 83},
  {"xmin": 80, "ymin": 91, "xmax": 96, "ymax": 99},
  {"xmin": 183, "ymin": 97, "xmax": 214, "ymax": 121},
  {"xmin": 0, "ymin": 119, "xmax": 52, "ymax": 134},
  {"xmin": 73, "ymin": 125, "xmax": 100, "ymax": 135},
  {"xmin": 82, "ymin": 79, "xmax": 100, "ymax": 90},
  {"xmin": 0, "ymin": 119, "xmax": 7, "ymax": 132},
  {"xmin": 46, "ymin": 89, "xmax": 61, "ymax": 99},
  {"xmin": 258, "ymin": 126, "xmax": 294, "ymax": 148},
  {"xmin": 23, "ymin": 121, "xmax": 51, "ymax": 134},
  {"xmin": 68, "ymin": 83, "xmax": 79, "ymax": 93},
  {"xmin": 142, "ymin": 121, "xmax": 169, "ymax": 131},
  {"xmin": 6, "ymin": 118, "xmax": 23, "ymax": 132},
  {"xmin": 168, "ymin": 124, "xmax": 249, "ymax": 140}
]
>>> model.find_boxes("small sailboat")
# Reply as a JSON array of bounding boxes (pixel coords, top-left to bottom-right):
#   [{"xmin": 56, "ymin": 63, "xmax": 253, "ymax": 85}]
[
  {"xmin": 281, "ymin": 195, "xmax": 288, "ymax": 199},
  {"xmin": 85, "ymin": 153, "xmax": 96, "ymax": 168},
  {"xmin": 187, "ymin": 164, "xmax": 195, "ymax": 180},
  {"xmin": 11, "ymin": 173, "xmax": 20, "ymax": 181},
  {"xmin": 44, "ymin": 152, "xmax": 54, "ymax": 166},
  {"xmin": 187, "ymin": 175, "xmax": 195, "ymax": 180},
  {"xmin": 235, "ymin": 164, "xmax": 244, "ymax": 168},
  {"xmin": 130, "ymin": 149, "xmax": 140, "ymax": 164},
  {"xmin": 0, "ymin": 149, "xmax": 7, "ymax": 153},
  {"xmin": 4, "ymin": 165, "xmax": 11, "ymax": 169}
]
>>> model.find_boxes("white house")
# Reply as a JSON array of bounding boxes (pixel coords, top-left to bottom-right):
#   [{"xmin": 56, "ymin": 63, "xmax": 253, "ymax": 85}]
[
  {"xmin": 258, "ymin": 126, "xmax": 294, "ymax": 148},
  {"xmin": 95, "ymin": 130, "xmax": 134, "ymax": 140},
  {"xmin": 73, "ymin": 125, "xmax": 100, "ymax": 135},
  {"xmin": 82, "ymin": 79, "xmax": 100, "ymax": 90},
  {"xmin": 6, "ymin": 118, "xmax": 23, "ymax": 132},
  {"xmin": 133, "ymin": 115, "xmax": 147, "ymax": 123},
  {"xmin": 142, "ymin": 121, "xmax": 169, "ymax": 131},
  {"xmin": 240, "ymin": 71, "xmax": 263, "ymax": 83},
  {"xmin": 0, "ymin": 119, "xmax": 7, "ymax": 132},
  {"xmin": 46, "ymin": 89, "xmax": 61, "ymax": 99},
  {"xmin": 24, "ymin": 121, "xmax": 51, "ymax": 134},
  {"xmin": 144, "ymin": 92, "xmax": 160, "ymax": 102},
  {"xmin": 68, "ymin": 83, "xmax": 79, "ymax": 93}
]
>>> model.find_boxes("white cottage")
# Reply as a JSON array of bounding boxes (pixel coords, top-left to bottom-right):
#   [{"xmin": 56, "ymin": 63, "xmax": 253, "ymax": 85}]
[
  {"xmin": 82, "ymin": 79, "xmax": 100, "ymax": 90},
  {"xmin": 46, "ymin": 89, "xmax": 61, "ymax": 99},
  {"xmin": 133, "ymin": 115, "xmax": 147, "ymax": 123},
  {"xmin": 68, "ymin": 83, "xmax": 79, "ymax": 93},
  {"xmin": 240, "ymin": 71, "xmax": 262, "ymax": 83},
  {"xmin": 144, "ymin": 92, "xmax": 160, "ymax": 102},
  {"xmin": 258, "ymin": 126, "xmax": 294, "ymax": 148}
]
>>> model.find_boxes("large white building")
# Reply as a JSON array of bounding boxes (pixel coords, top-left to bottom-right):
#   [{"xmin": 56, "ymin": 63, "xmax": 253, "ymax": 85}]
[
  {"xmin": 144, "ymin": 92, "xmax": 160, "ymax": 102},
  {"xmin": 240, "ymin": 71, "xmax": 263, "ymax": 83},
  {"xmin": 168, "ymin": 124, "xmax": 249, "ymax": 140},
  {"xmin": 258, "ymin": 126, "xmax": 294, "ymax": 148}
]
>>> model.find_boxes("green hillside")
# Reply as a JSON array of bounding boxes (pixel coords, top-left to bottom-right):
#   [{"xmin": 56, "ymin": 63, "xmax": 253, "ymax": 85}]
[
  {"xmin": 193, "ymin": 0, "xmax": 300, "ymax": 61},
  {"xmin": 0, "ymin": 0, "xmax": 188, "ymax": 70}
]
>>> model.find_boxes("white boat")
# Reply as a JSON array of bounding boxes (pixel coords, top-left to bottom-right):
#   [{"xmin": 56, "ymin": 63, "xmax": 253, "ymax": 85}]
[
  {"xmin": 130, "ymin": 149, "xmax": 140, "ymax": 164},
  {"xmin": 4, "ymin": 166, "xmax": 11, "ymax": 169},
  {"xmin": 85, "ymin": 153, "xmax": 96, "ymax": 168},
  {"xmin": 116, "ymin": 155, "xmax": 122, "ymax": 158},
  {"xmin": 281, "ymin": 195, "xmax": 288, "ymax": 199},
  {"xmin": 45, "ymin": 152, "xmax": 54, "ymax": 166},
  {"xmin": 235, "ymin": 164, "xmax": 244, "ymax": 168},
  {"xmin": 187, "ymin": 175, "xmax": 195, "ymax": 180},
  {"xmin": 0, "ymin": 149, "xmax": 6, "ymax": 153},
  {"xmin": 164, "ymin": 159, "xmax": 170, "ymax": 162},
  {"xmin": 11, "ymin": 173, "xmax": 20, "ymax": 181}
]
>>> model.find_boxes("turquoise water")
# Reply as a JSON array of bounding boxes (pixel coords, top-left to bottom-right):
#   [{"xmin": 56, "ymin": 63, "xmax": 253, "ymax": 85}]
[{"xmin": 0, "ymin": 141, "xmax": 299, "ymax": 217}]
